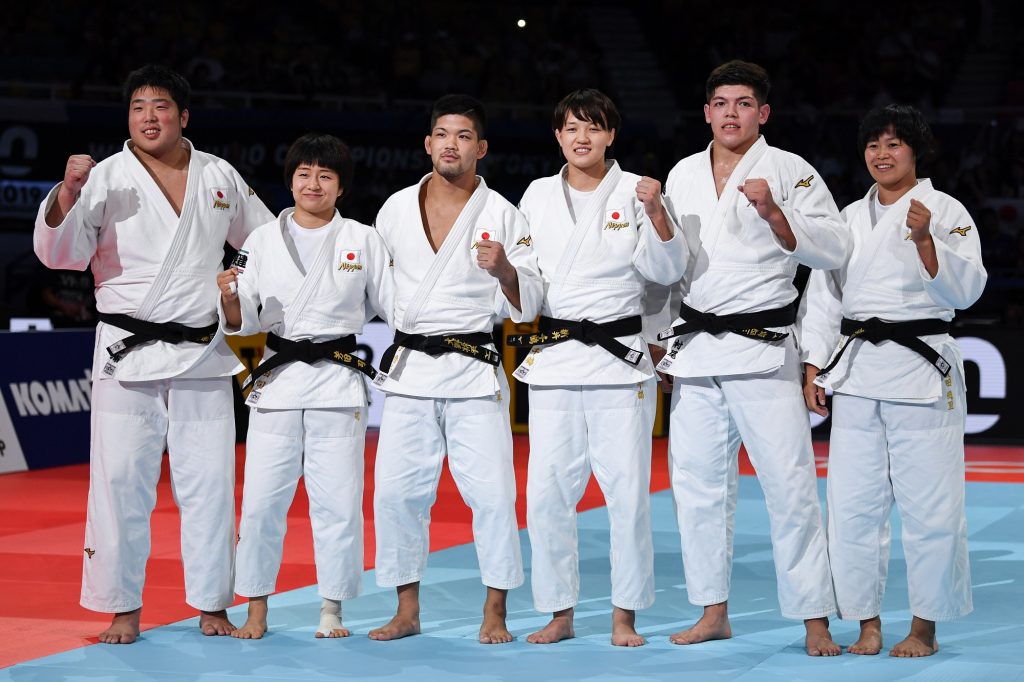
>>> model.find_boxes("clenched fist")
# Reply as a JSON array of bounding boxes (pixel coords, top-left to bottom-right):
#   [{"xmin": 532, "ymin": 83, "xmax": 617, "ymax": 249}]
[
  {"xmin": 635, "ymin": 176, "xmax": 664, "ymax": 216},
  {"xmin": 738, "ymin": 178, "xmax": 781, "ymax": 222},
  {"xmin": 62, "ymin": 154, "xmax": 97, "ymax": 198},
  {"xmin": 476, "ymin": 239, "xmax": 515, "ymax": 282},
  {"xmin": 46, "ymin": 154, "xmax": 97, "ymax": 227},
  {"xmin": 906, "ymin": 198, "xmax": 932, "ymax": 243},
  {"xmin": 217, "ymin": 267, "xmax": 240, "ymax": 302}
]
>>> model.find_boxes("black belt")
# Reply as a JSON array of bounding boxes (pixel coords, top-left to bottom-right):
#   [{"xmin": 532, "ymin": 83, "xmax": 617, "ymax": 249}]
[
  {"xmin": 657, "ymin": 301, "xmax": 796, "ymax": 343},
  {"xmin": 243, "ymin": 332, "xmax": 378, "ymax": 391},
  {"xmin": 99, "ymin": 312, "xmax": 218, "ymax": 361},
  {"xmin": 657, "ymin": 265, "xmax": 810, "ymax": 345},
  {"xmin": 819, "ymin": 317, "xmax": 952, "ymax": 377},
  {"xmin": 506, "ymin": 315, "xmax": 644, "ymax": 366},
  {"xmin": 380, "ymin": 330, "xmax": 500, "ymax": 372}
]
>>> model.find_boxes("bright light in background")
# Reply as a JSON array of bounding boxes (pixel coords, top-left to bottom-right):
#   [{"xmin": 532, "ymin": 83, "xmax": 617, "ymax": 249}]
[{"xmin": 517, "ymin": 19, "xmax": 526, "ymax": 28}]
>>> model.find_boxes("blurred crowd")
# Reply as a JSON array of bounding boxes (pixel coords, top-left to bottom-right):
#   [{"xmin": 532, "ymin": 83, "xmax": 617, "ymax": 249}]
[{"xmin": 2, "ymin": 0, "xmax": 1021, "ymax": 326}]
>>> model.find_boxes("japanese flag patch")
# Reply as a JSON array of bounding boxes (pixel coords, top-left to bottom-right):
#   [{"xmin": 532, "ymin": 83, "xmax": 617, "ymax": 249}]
[
  {"xmin": 472, "ymin": 228, "xmax": 497, "ymax": 249},
  {"xmin": 605, "ymin": 208, "xmax": 629, "ymax": 230},
  {"xmin": 338, "ymin": 248, "xmax": 363, "ymax": 272},
  {"xmin": 211, "ymin": 188, "xmax": 231, "ymax": 210}
]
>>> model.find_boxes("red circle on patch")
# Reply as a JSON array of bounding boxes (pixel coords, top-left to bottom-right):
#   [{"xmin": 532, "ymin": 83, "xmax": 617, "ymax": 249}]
[
  {"xmin": 611, "ymin": 212, "xmax": 620, "ymax": 220},
  {"xmin": 216, "ymin": 191, "xmax": 224, "ymax": 199},
  {"xmin": 347, "ymin": 252, "xmax": 355, "ymax": 260},
  {"xmin": 481, "ymin": 232, "xmax": 490, "ymax": 240}
]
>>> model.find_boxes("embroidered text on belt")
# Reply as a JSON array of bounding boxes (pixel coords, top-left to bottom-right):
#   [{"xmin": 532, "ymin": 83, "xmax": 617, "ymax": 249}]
[
  {"xmin": 243, "ymin": 333, "xmax": 379, "ymax": 391},
  {"xmin": 818, "ymin": 317, "xmax": 952, "ymax": 377},
  {"xmin": 100, "ymin": 312, "xmax": 218, "ymax": 361},
  {"xmin": 506, "ymin": 315, "xmax": 644, "ymax": 366},
  {"xmin": 656, "ymin": 301, "xmax": 797, "ymax": 343},
  {"xmin": 380, "ymin": 330, "xmax": 500, "ymax": 372}
]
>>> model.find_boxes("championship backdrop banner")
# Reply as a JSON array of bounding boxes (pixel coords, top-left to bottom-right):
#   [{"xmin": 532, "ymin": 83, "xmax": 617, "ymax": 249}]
[
  {"xmin": 0, "ymin": 329, "xmax": 93, "ymax": 472},
  {"xmin": 2, "ymin": 325, "xmax": 1023, "ymax": 473}
]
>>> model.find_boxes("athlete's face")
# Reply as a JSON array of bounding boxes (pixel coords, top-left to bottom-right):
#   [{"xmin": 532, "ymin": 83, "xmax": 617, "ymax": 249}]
[
  {"xmin": 290, "ymin": 163, "xmax": 343, "ymax": 222},
  {"xmin": 704, "ymin": 85, "xmax": 769, "ymax": 154},
  {"xmin": 555, "ymin": 113, "xmax": 615, "ymax": 173},
  {"xmin": 864, "ymin": 128, "xmax": 917, "ymax": 191},
  {"xmin": 127, "ymin": 86, "xmax": 188, "ymax": 158},
  {"xmin": 425, "ymin": 114, "xmax": 487, "ymax": 181}
]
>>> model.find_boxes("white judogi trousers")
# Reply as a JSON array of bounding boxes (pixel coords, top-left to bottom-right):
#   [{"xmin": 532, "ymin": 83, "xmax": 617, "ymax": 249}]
[
  {"xmin": 373, "ymin": 390, "xmax": 523, "ymax": 590},
  {"xmin": 668, "ymin": 348, "xmax": 836, "ymax": 620},
  {"xmin": 827, "ymin": 362, "xmax": 972, "ymax": 622},
  {"xmin": 235, "ymin": 407, "xmax": 366, "ymax": 600},
  {"xmin": 82, "ymin": 376, "xmax": 235, "ymax": 613},
  {"xmin": 526, "ymin": 378, "xmax": 657, "ymax": 612}
]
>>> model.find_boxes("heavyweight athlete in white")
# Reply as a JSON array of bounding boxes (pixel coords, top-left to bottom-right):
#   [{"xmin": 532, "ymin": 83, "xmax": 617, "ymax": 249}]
[
  {"xmin": 801, "ymin": 105, "xmax": 986, "ymax": 658},
  {"xmin": 656, "ymin": 61, "xmax": 846, "ymax": 656},
  {"xmin": 33, "ymin": 65, "xmax": 273, "ymax": 644},
  {"xmin": 217, "ymin": 134, "xmax": 393, "ymax": 640},
  {"xmin": 514, "ymin": 89, "xmax": 686, "ymax": 647},
  {"xmin": 368, "ymin": 95, "xmax": 542, "ymax": 644}
]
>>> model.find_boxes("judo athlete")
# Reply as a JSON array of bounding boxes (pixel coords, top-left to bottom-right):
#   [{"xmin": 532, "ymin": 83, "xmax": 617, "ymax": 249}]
[
  {"xmin": 656, "ymin": 60, "xmax": 846, "ymax": 655},
  {"xmin": 801, "ymin": 104, "xmax": 986, "ymax": 657},
  {"xmin": 217, "ymin": 134, "xmax": 394, "ymax": 639},
  {"xmin": 368, "ymin": 95, "xmax": 543, "ymax": 643},
  {"xmin": 34, "ymin": 65, "xmax": 273, "ymax": 643},
  {"xmin": 511, "ymin": 89, "xmax": 687, "ymax": 646}
]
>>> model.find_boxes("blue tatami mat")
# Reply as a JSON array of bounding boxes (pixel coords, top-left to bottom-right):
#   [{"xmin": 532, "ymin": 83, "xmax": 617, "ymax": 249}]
[{"xmin": 4, "ymin": 480, "xmax": 1022, "ymax": 681}]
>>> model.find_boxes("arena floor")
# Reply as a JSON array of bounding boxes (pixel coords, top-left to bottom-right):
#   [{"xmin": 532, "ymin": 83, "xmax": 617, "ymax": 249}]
[{"xmin": 1, "ymin": 436, "xmax": 1021, "ymax": 680}]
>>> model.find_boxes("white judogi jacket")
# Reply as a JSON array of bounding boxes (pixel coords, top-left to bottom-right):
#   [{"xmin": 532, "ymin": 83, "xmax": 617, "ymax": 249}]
[
  {"xmin": 512, "ymin": 161, "xmax": 688, "ymax": 385},
  {"xmin": 219, "ymin": 209, "xmax": 394, "ymax": 409},
  {"xmin": 374, "ymin": 174, "xmax": 542, "ymax": 398},
  {"xmin": 800, "ymin": 180, "xmax": 987, "ymax": 402},
  {"xmin": 657, "ymin": 136, "xmax": 847, "ymax": 378},
  {"xmin": 34, "ymin": 139, "xmax": 273, "ymax": 382}
]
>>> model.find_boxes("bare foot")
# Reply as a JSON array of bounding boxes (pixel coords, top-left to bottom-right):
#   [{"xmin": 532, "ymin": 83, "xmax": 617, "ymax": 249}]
[
  {"xmin": 200, "ymin": 608, "xmax": 237, "ymax": 636},
  {"xmin": 611, "ymin": 607, "xmax": 645, "ymax": 647},
  {"xmin": 670, "ymin": 602, "xmax": 731, "ymax": 645},
  {"xmin": 98, "ymin": 608, "xmax": 141, "ymax": 644},
  {"xmin": 230, "ymin": 599, "xmax": 267, "ymax": 640},
  {"xmin": 369, "ymin": 583, "xmax": 421, "ymax": 641},
  {"xmin": 368, "ymin": 612, "xmax": 421, "ymax": 641},
  {"xmin": 804, "ymin": 616, "xmax": 841, "ymax": 656},
  {"xmin": 890, "ymin": 616, "xmax": 938, "ymax": 657},
  {"xmin": 479, "ymin": 587, "xmax": 513, "ymax": 644},
  {"xmin": 527, "ymin": 608, "xmax": 574, "ymax": 644},
  {"xmin": 848, "ymin": 616, "xmax": 882, "ymax": 655}
]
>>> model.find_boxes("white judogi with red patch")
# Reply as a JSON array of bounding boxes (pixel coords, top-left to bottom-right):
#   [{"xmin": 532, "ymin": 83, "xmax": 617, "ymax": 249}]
[
  {"xmin": 800, "ymin": 180, "xmax": 985, "ymax": 621},
  {"xmin": 34, "ymin": 139, "xmax": 272, "ymax": 613},
  {"xmin": 515, "ymin": 161, "xmax": 687, "ymax": 612},
  {"xmin": 221, "ymin": 209, "xmax": 393, "ymax": 601},
  {"xmin": 659, "ymin": 137, "xmax": 845, "ymax": 620},
  {"xmin": 372, "ymin": 175, "xmax": 541, "ymax": 590}
]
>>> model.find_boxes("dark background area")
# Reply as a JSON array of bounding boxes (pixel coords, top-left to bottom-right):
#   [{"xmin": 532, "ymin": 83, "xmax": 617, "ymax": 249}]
[
  {"xmin": 1, "ymin": 2, "xmax": 1021, "ymax": 449},
  {"xmin": 2, "ymin": 0, "xmax": 1021, "ymax": 327}
]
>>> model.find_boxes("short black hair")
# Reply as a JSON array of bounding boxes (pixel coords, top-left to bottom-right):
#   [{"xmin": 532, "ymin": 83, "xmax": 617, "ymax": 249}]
[
  {"xmin": 552, "ymin": 88, "xmax": 621, "ymax": 133},
  {"xmin": 857, "ymin": 104, "xmax": 937, "ymax": 166},
  {"xmin": 706, "ymin": 60, "xmax": 770, "ymax": 105},
  {"xmin": 283, "ymin": 133, "xmax": 355, "ymax": 207},
  {"xmin": 430, "ymin": 94, "xmax": 486, "ymax": 138},
  {"xmin": 123, "ymin": 64, "xmax": 191, "ymax": 111}
]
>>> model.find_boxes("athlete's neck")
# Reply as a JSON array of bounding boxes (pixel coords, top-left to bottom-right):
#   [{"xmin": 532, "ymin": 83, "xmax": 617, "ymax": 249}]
[
  {"xmin": 876, "ymin": 175, "xmax": 917, "ymax": 206},
  {"xmin": 293, "ymin": 207, "xmax": 334, "ymax": 228},
  {"xmin": 427, "ymin": 170, "xmax": 478, "ymax": 201},
  {"xmin": 565, "ymin": 160, "xmax": 607, "ymax": 192},
  {"xmin": 131, "ymin": 138, "xmax": 190, "ymax": 173},
  {"xmin": 710, "ymin": 138, "xmax": 755, "ymax": 168}
]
